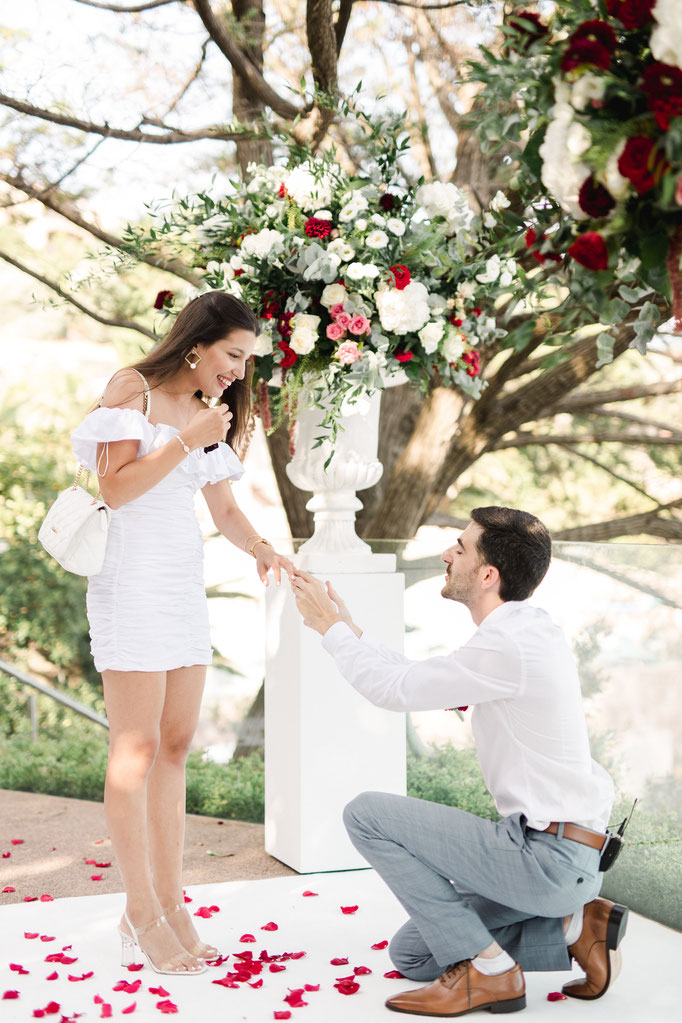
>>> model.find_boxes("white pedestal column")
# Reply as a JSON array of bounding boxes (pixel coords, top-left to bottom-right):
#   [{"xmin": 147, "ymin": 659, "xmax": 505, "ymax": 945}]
[{"xmin": 264, "ymin": 564, "xmax": 406, "ymax": 873}]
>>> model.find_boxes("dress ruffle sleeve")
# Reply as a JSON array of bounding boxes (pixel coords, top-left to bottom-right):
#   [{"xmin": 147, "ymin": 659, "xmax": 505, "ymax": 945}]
[
  {"xmin": 71, "ymin": 407, "xmax": 154, "ymax": 472},
  {"xmin": 181, "ymin": 440, "xmax": 245, "ymax": 486}
]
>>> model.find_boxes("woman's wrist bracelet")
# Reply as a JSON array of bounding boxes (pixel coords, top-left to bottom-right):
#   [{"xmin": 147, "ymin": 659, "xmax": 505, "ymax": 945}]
[
  {"xmin": 248, "ymin": 537, "xmax": 272, "ymax": 559},
  {"xmin": 243, "ymin": 533, "xmax": 262, "ymax": 553},
  {"xmin": 174, "ymin": 433, "xmax": 191, "ymax": 455}
]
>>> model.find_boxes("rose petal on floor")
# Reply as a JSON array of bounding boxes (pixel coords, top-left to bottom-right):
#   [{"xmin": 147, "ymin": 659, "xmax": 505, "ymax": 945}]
[
  {"xmin": 340, "ymin": 906, "xmax": 358, "ymax": 914},
  {"xmin": 371, "ymin": 940, "xmax": 388, "ymax": 949}
]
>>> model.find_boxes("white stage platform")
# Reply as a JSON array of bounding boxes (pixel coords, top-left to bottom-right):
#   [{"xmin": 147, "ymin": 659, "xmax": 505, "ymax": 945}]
[{"xmin": 1, "ymin": 869, "xmax": 679, "ymax": 1021}]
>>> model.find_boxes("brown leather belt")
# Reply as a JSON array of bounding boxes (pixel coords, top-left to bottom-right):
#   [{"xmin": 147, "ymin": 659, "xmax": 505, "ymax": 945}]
[{"xmin": 540, "ymin": 821, "xmax": 608, "ymax": 852}]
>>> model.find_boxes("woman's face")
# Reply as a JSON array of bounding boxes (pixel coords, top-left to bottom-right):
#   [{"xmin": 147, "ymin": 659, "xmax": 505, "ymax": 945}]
[{"xmin": 195, "ymin": 329, "xmax": 257, "ymax": 398}]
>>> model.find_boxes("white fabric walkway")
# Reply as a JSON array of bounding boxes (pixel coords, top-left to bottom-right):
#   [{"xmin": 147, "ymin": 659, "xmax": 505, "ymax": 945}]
[{"xmin": 1, "ymin": 869, "xmax": 678, "ymax": 1022}]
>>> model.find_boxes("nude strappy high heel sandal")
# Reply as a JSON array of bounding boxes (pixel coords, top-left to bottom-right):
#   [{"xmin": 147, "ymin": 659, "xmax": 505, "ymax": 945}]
[
  {"xmin": 118, "ymin": 912, "xmax": 207, "ymax": 975},
  {"xmin": 163, "ymin": 902, "xmax": 220, "ymax": 962}
]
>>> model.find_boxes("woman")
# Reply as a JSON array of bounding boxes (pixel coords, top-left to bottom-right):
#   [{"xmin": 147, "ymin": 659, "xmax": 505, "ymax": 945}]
[{"xmin": 71, "ymin": 291, "xmax": 292, "ymax": 975}]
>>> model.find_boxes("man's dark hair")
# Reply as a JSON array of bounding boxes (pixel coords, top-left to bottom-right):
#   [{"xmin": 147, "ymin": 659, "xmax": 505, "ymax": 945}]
[{"xmin": 470, "ymin": 506, "xmax": 552, "ymax": 602}]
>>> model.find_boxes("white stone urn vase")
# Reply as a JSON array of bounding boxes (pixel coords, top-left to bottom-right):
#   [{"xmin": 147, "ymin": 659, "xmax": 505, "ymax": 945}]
[{"xmin": 285, "ymin": 387, "xmax": 394, "ymax": 572}]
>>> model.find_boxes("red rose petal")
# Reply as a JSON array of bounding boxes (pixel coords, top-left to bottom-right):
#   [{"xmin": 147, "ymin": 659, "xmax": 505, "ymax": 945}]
[
  {"xmin": 126, "ymin": 964, "xmax": 144, "ymax": 972},
  {"xmin": 547, "ymin": 991, "xmax": 568, "ymax": 1001},
  {"xmin": 10, "ymin": 963, "xmax": 29, "ymax": 974},
  {"xmin": 184, "ymin": 895, "xmax": 192, "ymax": 903},
  {"xmin": 156, "ymin": 999, "xmax": 178, "ymax": 1013},
  {"xmin": 301, "ymin": 890, "xmax": 318, "ymax": 897},
  {"xmin": 194, "ymin": 907, "xmax": 213, "ymax": 919},
  {"xmin": 25, "ymin": 932, "xmax": 40, "ymax": 939},
  {"xmin": 100, "ymin": 1005, "xmax": 112, "ymax": 1019},
  {"xmin": 284, "ymin": 996, "xmax": 308, "ymax": 1008},
  {"xmin": 287, "ymin": 952, "xmax": 306, "ymax": 960},
  {"xmin": 11, "ymin": 839, "xmax": 24, "ymax": 845},
  {"xmin": 149, "ymin": 986, "xmax": 170, "ymax": 997},
  {"xmin": 371, "ymin": 940, "xmax": 389, "ymax": 949},
  {"xmin": 94, "ymin": 839, "xmax": 105, "ymax": 844},
  {"xmin": 2, "ymin": 852, "xmax": 10, "ymax": 858},
  {"xmin": 305, "ymin": 984, "xmax": 320, "ymax": 992},
  {"xmin": 234, "ymin": 951, "xmax": 253, "ymax": 961},
  {"xmin": 2, "ymin": 885, "xmax": 16, "ymax": 892},
  {"xmin": 90, "ymin": 875, "xmax": 103, "ymax": 882},
  {"xmin": 122, "ymin": 1003, "xmax": 137, "ymax": 1014},
  {"xmin": 24, "ymin": 896, "xmax": 38, "ymax": 901},
  {"xmin": 84, "ymin": 860, "xmax": 96, "ymax": 865},
  {"xmin": 47, "ymin": 972, "xmax": 59, "ymax": 981},
  {"xmin": 340, "ymin": 905, "xmax": 358, "ymax": 914},
  {"xmin": 94, "ymin": 995, "xmax": 103, "ymax": 1004},
  {"xmin": 41, "ymin": 936, "xmax": 56, "ymax": 942},
  {"xmin": 269, "ymin": 964, "xmax": 286, "ymax": 973},
  {"xmin": 94, "ymin": 862, "xmax": 111, "ymax": 868},
  {"xmin": 33, "ymin": 1011, "xmax": 45, "ymax": 1018},
  {"xmin": 68, "ymin": 973, "xmax": 94, "ymax": 982},
  {"xmin": 330, "ymin": 957, "xmax": 349, "ymax": 966},
  {"xmin": 354, "ymin": 965, "xmax": 372, "ymax": 975},
  {"xmin": 334, "ymin": 979, "xmax": 360, "ymax": 994},
  {"xmin": 273, "ymin": 1013, "xmax": 291, "ymax": 1021},
  {"xmin": 261, "ymin": 922, "xmax": 278, "ymax": 931},
  {"xmin": 384, "ymin": 969, "xmax": 406, "ymax": 979},
  {"xmin": 249, "ymin": 979, "xmax": 263, "ymax": 988},
  {"xmin": 40, "ymin": 895, "xmax": 54, "ymax": 902},
  {"xmin": 209, "ymin": 905, "xmax": 219, "ymax": 912},
  {"xmin": 44, "ymin": 1003, "xmax": 60, "ymax": 1016},
  {"xmin": 114, "ymin": 980, "xmax": 141, "ymax": 993},
  {"xmin": 239, "ymin": 933, "xmax": 256, "ymax": 942},
  {"xmin": 3, "ymin": 990, "xmax": 20, "ymax": 999}
]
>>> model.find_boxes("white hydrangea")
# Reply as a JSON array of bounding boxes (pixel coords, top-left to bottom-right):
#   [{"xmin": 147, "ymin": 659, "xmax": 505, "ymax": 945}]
[
  {"xmin": 386, "ymin": 217, "xmax": 406, "ymax": 236},
  {"xmin": 320, "ymin": 283, "xmax": 347, "ymax": 308},
  {"xmin": 289, "ymin": 313, "xmax": 321, "ymax": 355},
  {"xmin": 570, "ymin": 72, "xmax": 607, "ymax": 111},
  {"xmin": 253, "ymin": 331, "xmax": 273, "ymax": 356},
  {"xmin": 240, "ymin": 228, "xmax": 284, "ymax": 259},
  {"xmin": 327, "ymin": 238, "xmax": 355, "ymax": 261},
  {"xmin": 489, "ymin": 190, "xmax": 511, "ymax": 212},
  {"xmin": 442, "ymin": 329, "xmax": 466, "ymax": 363},
  {"xmin": 602, "ymin": 139, "xmax": 630, "ymax": 200},
  {"xmin": 374, "ymin": 281, "xmax": 431, "ymax": 334},
  {"xmin": 650, "ymin": 0, "xmax": 682, "ymax": 70},
  {"xmin": 284, "ymin": 162, "xmax": 334, "ymax": 211},
  {"xmin": 539, "ymin": 102, "xmax": 590, "ymax": 220},
  {"xmin": 415, "ymin": 181, "xmax": 474, "ymax": 234},
  {"xmin": 366, "ymin": 229, "xmax": 389, "ymax": 249},
  {"xmin": 418, "ymin": 320, "xmax": 445, "ymax": 354}
]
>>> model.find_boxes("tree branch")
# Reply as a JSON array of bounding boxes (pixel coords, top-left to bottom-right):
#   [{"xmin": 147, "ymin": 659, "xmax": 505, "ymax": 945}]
[
  {"xmin": 492, "ymin": 429, "xmax": 682, "ymax": 450},
  {"xmin": 578, "ymin": 405, "xmax": 679, "ymax": 434},
  {"xmin": 550, "ymin": 378, "xmax": 682, "ymax": 413},
  {"xmin": 0, "ymin": 250, "xmax": 157, "ymax": 340},
  {"xmin": 374, "ymin": 0, "xmax": 467, "ymax": 9},
  {"xmin": 192, "ymin": 0, "xmax": 300, "ymax": 119},
  {"xmin": 558, "ymin": 444, "xmax": 661, "ymax": 503},
  {"xmin": 0, "ymin": 171, "xmax": 200, "ymax": 286},
  {"xmin": 71, "ymin": 0, "xmax": 179, "ymax": 10},
  {"xmin": 0, "ymin": 91, "xmax": 257, "ymax": 144},
  {"xmin": 551, "ymin": 498, "xmax": 682, "ymax": 542},
  {"xmin": 335, "ymin": 0, "xmax": 354, "ymax": 53}
]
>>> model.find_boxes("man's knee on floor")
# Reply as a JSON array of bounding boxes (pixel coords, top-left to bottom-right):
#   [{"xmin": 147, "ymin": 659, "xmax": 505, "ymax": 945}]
[
  {"xmin": 343, "ymin": 790, "xmax": 383, "ymax": 836},
  {"xmin": 388, "ymin": 932, "xmax": 441, "ymax": 983}
]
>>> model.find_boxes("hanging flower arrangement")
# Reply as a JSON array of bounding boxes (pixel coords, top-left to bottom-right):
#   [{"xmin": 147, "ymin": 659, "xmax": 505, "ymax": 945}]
[{"xmin": 469, "ymin": 0, "xmax": 682, "ymax": 350}]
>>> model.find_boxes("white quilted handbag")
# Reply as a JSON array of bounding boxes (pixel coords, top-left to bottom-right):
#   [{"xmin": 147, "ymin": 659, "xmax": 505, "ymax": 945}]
[{"xmin": 38, "ymin": 466, "xmax": 111, "ymax": 577}]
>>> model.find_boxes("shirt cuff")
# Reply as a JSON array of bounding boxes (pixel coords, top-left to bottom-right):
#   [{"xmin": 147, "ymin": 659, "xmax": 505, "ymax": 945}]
[{"xmin": 321, "ymin": 620, "xmax": 360, "ymax": 652}]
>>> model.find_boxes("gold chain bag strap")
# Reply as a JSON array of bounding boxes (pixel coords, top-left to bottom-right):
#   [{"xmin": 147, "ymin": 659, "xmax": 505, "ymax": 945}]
[{"xmin": 38, "ymin": 382, "xmax": 149, "ymax": 577}]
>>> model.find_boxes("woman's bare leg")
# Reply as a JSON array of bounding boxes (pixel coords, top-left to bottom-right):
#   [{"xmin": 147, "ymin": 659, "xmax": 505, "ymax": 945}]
[
  {"xmin": 102, "ymin": 669, "xmax": 202, "ymax": 972},
  {"xmin": 146, "ymin": 664, "xmax": 213, "ymax": 956}
]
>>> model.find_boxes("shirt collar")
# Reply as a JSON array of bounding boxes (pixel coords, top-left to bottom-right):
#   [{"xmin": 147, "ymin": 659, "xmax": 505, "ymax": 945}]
[{"xmin": 478, "ymin": 600, "xmax": 528, "ymax": 629}]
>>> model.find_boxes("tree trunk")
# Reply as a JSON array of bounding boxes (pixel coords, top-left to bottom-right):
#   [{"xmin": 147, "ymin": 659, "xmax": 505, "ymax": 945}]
[
  {"xmin": 231, "ymin": 0, "xmax": 273, "ymax": 173},
  {"xmin": 265, "ymin": 423, "xmax": 314, "ymax": 539}
]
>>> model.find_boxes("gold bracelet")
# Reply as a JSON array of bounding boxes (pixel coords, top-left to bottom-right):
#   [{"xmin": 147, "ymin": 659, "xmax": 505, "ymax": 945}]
[
  {"xmin": 243, "ymin": 533, "xmax": 262, "ymax": 553},
  {"xmin": 248, "ymin": 537, "xmax": 272, "ymax": 559}
]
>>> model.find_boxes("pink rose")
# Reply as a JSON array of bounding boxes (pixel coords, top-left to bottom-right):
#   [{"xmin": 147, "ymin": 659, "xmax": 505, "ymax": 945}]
[
  {"xmin": 326, "ymin": 322, "xmax": 346, "ymax": 341},
  {"xmin": 335, "ymin": 340, "xmax": 361, "ymax": 364},
  {"xmin": 349, "ymin": 314, "xmax": 370, "ymax": 336},
  {"xmin": 330, "ymin": 303, "xmax": 345, "ymax": 318},
  {"xmin": 335, "ymin": 312, "xmax": 352, "ymax": 329}
]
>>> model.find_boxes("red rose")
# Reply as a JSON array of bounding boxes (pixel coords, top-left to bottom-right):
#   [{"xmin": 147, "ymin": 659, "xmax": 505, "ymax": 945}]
[
  {"xmin": 278, "ymin": 183, "xmax": 287, "ymax": 198},
  {"xmin": 390, "ymin": 264, "xmax": 411, "ymax": 290},
  {"xmin": 578, "ymin": 176, "xmax": 616, "ymax": 217},
  {"xmin": 153, "ymin": 290, "xmax": 174, "ymax": 310},
  {"xmin": 449, "ymin": 315, "xmax": 463, "ymax": 327},
  {"xmin": 304, "ymin": 216, "xmax": 333, "ymax": 239},
  {"xmin": 617, "ymin": 136, "xmax": 667, "ymax": 194},
  {"xmin": 277, "ymin": 342, "xmax": 297, "ymax": 368},
  {"xmin": 641, "ymin": 63, "xmax": 682, "ymax": 130},
  {"xmin": 507, "ymin": 10, "xmax": 549, "ymax": 49},
  {"xmin": 462, "ymin": 349, "xmax": 481, "ymax": 377},
  {"xmin": 277, "ymin": 311, "xmax": 295, "ymax": 338},
  {"xmin": 605, "ymin": 0, "xmax": 655, "ymax": 31},
  {"xmin": 560, "ymin": 19, "xmax": 617, "ymax": 72},
  {"xmin": 568, "ymin": 231, "xmax": 609, "ymax": 271},
  {"xmin": 262, "ymin": 290, "xmax": 281, "ymax": 319},
  {"xmin": 394, "ymin": 347, "xmax": 414, "ymax": 362},
  {"xmin": 525, "ymin": 227, "xmax": 562, "ymax": 264},
  {"xmin": 379, "ymin": 193, "xmax": 401, "ymax": 211}
]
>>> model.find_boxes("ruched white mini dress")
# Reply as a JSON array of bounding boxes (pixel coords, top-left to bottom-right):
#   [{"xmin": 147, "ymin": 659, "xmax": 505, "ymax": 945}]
[{"xmin": 70, "ymin": 385, "xmax": 244, "ymax": 673}]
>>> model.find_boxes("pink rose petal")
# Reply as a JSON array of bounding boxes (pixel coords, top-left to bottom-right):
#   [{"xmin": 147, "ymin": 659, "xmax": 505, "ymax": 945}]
[
  {"xmin": 10, "ymin": 963, "xmax": 29, "ymax": 974},
  {"xmin": 84, "ymin": 860, "xmax": 96, "ymax": 865},
  {"xmin": 25, "ymin": 932, "xmax": 39, "ymax": 939},
  {"xmin": 11, "ymin": 839, "xmax": 24, "ymax": 845},
  {"xmin": 149, "ymin": 986, "xmax": 169, "ymax": 997},
  {"xmin": 24, "ymin": 896, "xmax": 38, "ymax": 901},
  {"xmin": 273, "ymin": 1014, "xmax": 291, "ymax": 1021},
  {"xmin": 2, "ymin": 885, "xmax": 15, "ymax": 893},
  {"xmin": 3, "ymin": 990, "xmax": 20, "ymax": 999},
  {"xmin": 100, "ymin": 1004, "xmax": 112, "ymax": 1019},
  {"xmin": 40, "ymin": 936, "xmax": 56, "ymax": 942},
  {"xmin": 33, "ymin": 1011, "xmax": 45, "ymax": 1018},
  {"xmin": 287, "ymin": 952, "xmax": 305, "ymax": 960},
  {"xmin": 68, "ymin": 972, "xmax": 94, "ymax": 982},
  {"xmin": 40, "ymin": 895, "xmax": 54, "ymax": 902},
  {"xmin": 46, "ymin": 972, "xmax": 59, "ymax": 981},
  {"xmin": 547, "ymin": 991, "xmax": 568, "ymax": 1001},
  {"xmin": 156, "ymin": 999, "xmax": 178, "ymax": 1013},
  {"xmin": 122, "ymin": 1003, "xmax": 137, "ymax": 1014},
  {"xmin": 126, "ymin": 964, "xmax": 144, "ymax": 972},
  {"xmin": 384, "ymin": 969, "xmax": 406, "ymax": 979},
  {"xmin": 94, "ymin": 995, "xmax": 104, "ymax": 1004},
  {"xmin": 240, "ymin": 934, "xmax": 256, "ymax": 942},
  {"xmin": 330, "ymin": 957, "xmax": 348, "ymax": 966},
  {"xmin": 90, "ymin": 875, "xmax": 103, "ymax": 882},
  {"xmin": 113, "ymin": 980, "xmax": 141, "ymax": 994},
  {"xmin": 194, "ymin": 907, "xmax": 213, "ymax": 919},
  {"xmin": 302, "ymin": 890, "xmax": 318, "ymax": 897},
  {"xmin": 341, "ymin": 905, "xmax": 358, "ymax": 914},
  {"xmin": 261, "ymin": 922, "xmax": 278, "ymax": 931},
  {"xmin": 95, "ymin": 862, "xmax": 111, "ymax": 868},
  {"xmin": 371, "ymin": 940, "xmax": 389, "ymax": 949}
]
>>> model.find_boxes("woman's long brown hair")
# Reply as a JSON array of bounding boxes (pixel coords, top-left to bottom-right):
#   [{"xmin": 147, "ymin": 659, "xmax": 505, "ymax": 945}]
[{"xmin": 131, "ymin": 291, "xmax": 258, "ymax": 456}]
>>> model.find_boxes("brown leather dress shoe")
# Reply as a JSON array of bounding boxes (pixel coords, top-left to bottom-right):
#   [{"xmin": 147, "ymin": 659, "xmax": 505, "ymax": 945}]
[
  {"xmin": 563, "ymin": 897, "xmax": 629, "ymax": 1000},
  {"xmin": 385, "ymin": 960, "xmax": 526, "ymax": 1017}
]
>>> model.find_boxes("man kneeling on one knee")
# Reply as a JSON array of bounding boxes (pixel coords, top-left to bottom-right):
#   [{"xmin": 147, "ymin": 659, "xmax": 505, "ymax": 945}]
[{"xmin": 291, "ymin": 506, "xmax": 627, "ymax": 1017}]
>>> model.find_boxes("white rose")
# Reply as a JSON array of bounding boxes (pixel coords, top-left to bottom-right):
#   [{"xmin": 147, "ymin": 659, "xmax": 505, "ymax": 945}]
[
  {"xmin": 355, "ymin": 218, "xmax": 368, "ymax": 231},
  {"xmin": 320, "ymin": 283, "xmax": 347, "ymax": 308},
  {"xmin": 539, "ymin": 107, "xmax": 590, "ymax": 220},
  {"xmin": 371, "ymin": 213, "xmax": 386, "ymax": 226},
  {"xmin": 327, "ymin": 238, "xmax": 355, "ymax": 261},
  {"xmin": 442, "ymin": 329, "xmax": 466, "ymax": 362},
  {"xmin": 313, "ymin": 209, "xmax": 333, "ymax": 219},
  {"xmin": 362, "ymin": 263, "xmax": 381, "ymax": 279},
  {"xmin": 476, "ymin": 254, "xmax": 501, "ymax": 284},
  {"xmin": 291, "ymin": 313, "xmax": 321, "ymax": 335},
  {"xmin": 602, "ymin": 139, "xmax": 630, "ymax": 200},
  {"xmin": 230, "ymin": 254, "xmax": 244, "ymax": 271},
  {"xmin": 289, "ymin": 329, "xmax": 317, "ymax": 355},
  {"xmin": 346, "ymin": 262, "xmax": 366, "ymax": 281},
  {"xmin": 570, "ymin": 72, "xmax": 606, "ymax": 111},
  {"xmin": 386, "ymin": 218, "xmax": 406, "ymax": 236},
  {"xmin": 374, "ymin": 281, "xmax": 431, "ymax": 334},
  {"xmin": 418, "ymin": 320, "xmax": 445, "ymax": 354},
  {"xmin": 284, "ymin": 162, "xmax": 334, "ymax": 211},
  {"xmin": 650, "ymin": 0, "xmax": 682, "ymax": 70},
  {"xmin": 566, "ymin": 121, "xmax": 592, "ymax": 158},
  {"xmin": 416, "ymin": 181, "xmax": 474, "ymax": 234},
  {"xmin": 457, "ymin": 281, "xmax": 477, "ymax": 300},
  {"xmin": 366, "ymin": 229, "xmax": 389, "ymax": 249},
  {"xmin": 489, "ymin": 190, "xmax": 511, "ymax": 212},
  {"xmin": 240, "ymin": 228, "xmax": 284, "ymax": 259},
  {"xmin": 206, "ymin": 260, "xmax": 221, "ymax": 275},
  {"xmin": 254, "ymin": 331, "xmax": 273, "ymax": 356}
]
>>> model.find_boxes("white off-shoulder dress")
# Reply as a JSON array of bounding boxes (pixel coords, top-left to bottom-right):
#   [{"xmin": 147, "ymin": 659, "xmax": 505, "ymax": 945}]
[{"xmin": 70, "ymin": 381, "xmax": 244, "ymax": 673}]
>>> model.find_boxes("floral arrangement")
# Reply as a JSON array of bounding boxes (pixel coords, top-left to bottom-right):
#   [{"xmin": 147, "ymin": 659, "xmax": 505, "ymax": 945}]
[
  {"xmin": 469, "ymin": 0, "xmax": 682, "ymax": 352},
  {"xmin": 141, "ymin": 114, "xmax": 517, "ymax": 436}
]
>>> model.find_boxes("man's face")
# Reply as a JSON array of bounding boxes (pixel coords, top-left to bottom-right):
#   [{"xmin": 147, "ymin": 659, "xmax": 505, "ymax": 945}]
[{"xmin": 441, "ymin": 521, "xmax": 485, "ymax": 605}]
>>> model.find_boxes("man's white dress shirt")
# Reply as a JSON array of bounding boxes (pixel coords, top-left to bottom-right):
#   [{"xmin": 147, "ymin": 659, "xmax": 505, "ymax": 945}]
[{"xmin": 322, "ymin": 600, "xmax": 614, "ymax": 832}]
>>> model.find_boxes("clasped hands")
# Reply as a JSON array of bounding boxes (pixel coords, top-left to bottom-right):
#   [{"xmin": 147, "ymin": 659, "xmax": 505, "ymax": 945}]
[{"xmin": 290, "ymin": 570, "xmax": 361, "ymax": 638}]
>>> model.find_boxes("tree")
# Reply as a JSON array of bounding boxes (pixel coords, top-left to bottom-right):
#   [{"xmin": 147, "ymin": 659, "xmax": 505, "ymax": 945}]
[{"xmin": 2, "ymin": 0, "xmax": 681, "ymax": 542}]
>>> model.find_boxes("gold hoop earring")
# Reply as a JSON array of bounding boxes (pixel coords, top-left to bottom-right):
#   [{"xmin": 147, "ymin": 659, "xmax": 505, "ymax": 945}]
[{"xmin": 185, "ymin": 349, "xmax": 201, "ymax": 370}]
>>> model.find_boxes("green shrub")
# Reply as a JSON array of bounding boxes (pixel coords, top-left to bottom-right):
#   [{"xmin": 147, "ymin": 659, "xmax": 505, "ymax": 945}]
[{"xmin": 407, "ymin": 745, "xmax": 498, "ymax": 820}]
